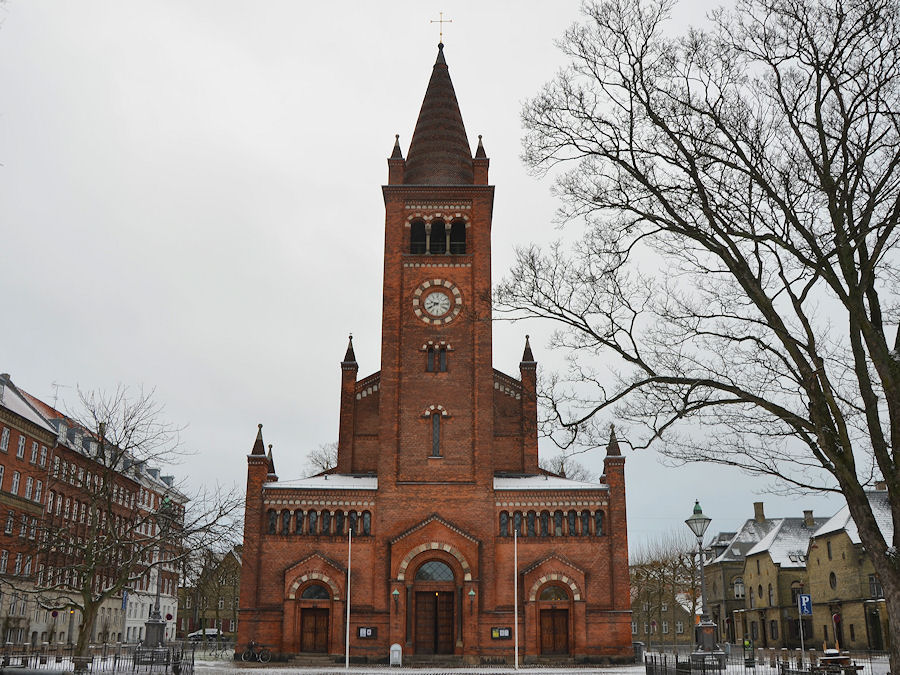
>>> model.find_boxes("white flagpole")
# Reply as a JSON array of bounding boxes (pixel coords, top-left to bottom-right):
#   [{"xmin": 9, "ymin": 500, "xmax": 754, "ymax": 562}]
[
  {"xmin": 346, "ymin": 525, "xmax": 352, "ymax": 670},
  {"xmin": 514, "ymin": 527, "xmax": 519, "ymax": 670}
]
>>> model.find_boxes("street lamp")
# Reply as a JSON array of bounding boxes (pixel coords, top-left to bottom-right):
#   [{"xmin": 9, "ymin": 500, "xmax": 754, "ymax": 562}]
[
  {"xmin": 144, "ymin": 496, "xmax": 174, "ymax": 648},
  {"xmin": 685, "ymin": 500, "xmax": 719, "ymax": 654}
]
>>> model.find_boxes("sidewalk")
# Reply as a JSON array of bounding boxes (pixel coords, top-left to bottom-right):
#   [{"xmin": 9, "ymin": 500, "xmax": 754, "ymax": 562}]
[{"xmin": 194, "ymin": 659, "xmax": 647, "ymax": 674}]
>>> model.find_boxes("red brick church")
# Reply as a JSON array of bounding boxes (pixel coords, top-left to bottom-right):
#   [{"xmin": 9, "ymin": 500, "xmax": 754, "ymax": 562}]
[{"xmin": 237, "ymin": 43, "xmax": 632, "ymax": 664}]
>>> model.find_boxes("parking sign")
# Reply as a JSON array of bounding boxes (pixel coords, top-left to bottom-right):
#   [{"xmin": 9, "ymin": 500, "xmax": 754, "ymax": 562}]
[{"xmin": 798, "ymin": 594, "xmax": 812, "ymax": 615}]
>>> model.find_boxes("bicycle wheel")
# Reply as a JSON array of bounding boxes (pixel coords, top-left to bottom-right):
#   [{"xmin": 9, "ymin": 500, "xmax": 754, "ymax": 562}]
[
  {"xmin": 259, "ymin": 649, "xmax": 272, "ymax": 663},
  {"xmin": 241, "ymin": 649, "xmax": 253, "ymax": 662}
]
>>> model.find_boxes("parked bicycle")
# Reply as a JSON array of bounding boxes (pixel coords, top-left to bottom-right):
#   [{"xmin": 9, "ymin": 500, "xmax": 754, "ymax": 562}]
[{"xmin": 241, "ymin": 640, "xmax": 272, "ymax": 663}]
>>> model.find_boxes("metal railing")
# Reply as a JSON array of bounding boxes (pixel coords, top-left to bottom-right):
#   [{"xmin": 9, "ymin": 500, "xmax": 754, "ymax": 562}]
[{"xmin": 0, "ymin": 642, "xmax": 195, "ymax": 674}]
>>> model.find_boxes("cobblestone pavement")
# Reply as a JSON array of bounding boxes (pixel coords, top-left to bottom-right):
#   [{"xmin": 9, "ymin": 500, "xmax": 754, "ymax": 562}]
[{"xmin": 193, "ymin": 659, "xmax": 646, "ymax": 675}]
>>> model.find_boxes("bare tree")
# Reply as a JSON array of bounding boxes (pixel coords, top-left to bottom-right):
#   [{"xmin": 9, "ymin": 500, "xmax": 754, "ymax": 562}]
[
  {"xmin": 302, "ymin": 442, "xmax": 337, "ymax": 477},
  {"xmin": 497, "ymin": 0, "xmax": 900, "ymax": 667},
  {"xmin": 538, "ymin": 453, "xmax": 595, "ymax": 481},
  {"xmin": 630, "ymin": 532, "xmax": 700, "ymax": 651},
  {"xmin": 21, "ymin": 387, "xmax": 241, "ymax": 659}
]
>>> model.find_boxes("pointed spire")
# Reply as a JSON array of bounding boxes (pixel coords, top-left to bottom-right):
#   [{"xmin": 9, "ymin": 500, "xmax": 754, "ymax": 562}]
[
  {"xmin": 521, "ymin": 335, "xmax": 535, "ymax": 363},
  {"xmin": 343, "ymin": 334, "xmax": 357, "ymax": 363},
  {"xmin": 404, "ymin": 44, "xmax": 473, "ymax": 185},
  {"xmin": 266, "ymin": 444, "xmax": 277, "ymax": 476},
  {"xmin": 606, "ymin": 424, "xmax": 622, "ymax": 456},
  {"xmin": 390, "ymin": 134, "xmax": 403, "ymax": 159},
  {"xmin": 251, "ymin": 424, "xmax": 265, "ymax": 456},
  {"xmin": 475, "ymin": 134, "xmax": 487, "ymax": 158}
]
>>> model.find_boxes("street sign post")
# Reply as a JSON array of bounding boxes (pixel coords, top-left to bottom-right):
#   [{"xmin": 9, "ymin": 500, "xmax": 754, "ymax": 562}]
[{"xmin": 798, "ymin": 593, "xmax": 812, "ymax": 655}]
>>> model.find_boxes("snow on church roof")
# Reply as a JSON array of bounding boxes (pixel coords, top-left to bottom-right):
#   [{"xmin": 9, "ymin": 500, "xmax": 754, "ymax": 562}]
[
  {"xmin": 493, "ymin": 475, "xmax": 608, "ymax": 491},
  {"xmin": 264, "ymin": 474, "xmax": 378, "ymax": 491}
]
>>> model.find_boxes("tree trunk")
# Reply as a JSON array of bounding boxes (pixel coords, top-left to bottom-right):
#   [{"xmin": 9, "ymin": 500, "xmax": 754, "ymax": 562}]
[{"xmin": 880, "ymin": 571, "xmax": 899, "ymax": 675}]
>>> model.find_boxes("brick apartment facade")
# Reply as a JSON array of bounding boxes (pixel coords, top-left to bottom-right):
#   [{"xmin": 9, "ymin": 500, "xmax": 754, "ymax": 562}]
[
  {"xmin": 236, "ymin": 44, "xmax": 633, "ymax": 664},
  {"xmin": 0, "ymin": 374, "xmax": 182, "ymax": 645}
]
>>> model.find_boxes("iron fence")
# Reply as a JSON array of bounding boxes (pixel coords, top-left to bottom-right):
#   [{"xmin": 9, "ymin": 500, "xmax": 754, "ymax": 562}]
[
  {"xmin": 646, "ymin": 649, "xmax": 891, "ymax": 675},
  {"xmin": 0, "ymin": 643, "xmax": 195, "ymax": 674}
]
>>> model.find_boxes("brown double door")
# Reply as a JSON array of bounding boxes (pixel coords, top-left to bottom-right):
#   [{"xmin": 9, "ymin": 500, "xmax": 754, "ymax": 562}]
[
  {"xmin": 300, "ymin": 608, "xmax": 328, "ymax": 653},
  {"xmin": 414, "ymin": 591, "xmax": 454, "ymax": 654},
  {"xmin": 540, "ymin": 608, "xmax": 569, "ymax": 655}
]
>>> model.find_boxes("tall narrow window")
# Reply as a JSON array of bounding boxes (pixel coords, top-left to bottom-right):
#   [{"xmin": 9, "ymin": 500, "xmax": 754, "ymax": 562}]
[
  {"xmin": 426, "ymin": 347, "xmax": 435, "ymax": 372},
  {"xmin": 439, "ymin": 347, "xmax": 447, "ymax": 372},
  {"xmin": 526, "ymin": 511, "xmax": 536, "ymax": 537},
  {"xmin": 321, "ymin": 509, "xmax": 331, "ymax": 535},
  {"xmin": 281, "ymin": 510, "xmax": 290, "ymax": 534},
  {"xmin": 514, "ymin": 511, "xmax": 523, "ymax": 537},
  {"xmin": 431, "ymin": 413, "xmax": 441, "ymax": 457},
  {"xmin": 307, "ymin": 510, "xmax": 318, "ymax": 535},
  {"xmin": 430, "ymin": 221, "xmax": 447, "ymax": 254},
  {"xmin": 554, "ymin": 510, "xmax": 564, "ymax": 536},
  {"xmin": 499, "ymin": 511, "xmax": 509, "ymax": 537},
  {"xmin": 450, "ymin": 221, "xmax": 466, "ymax": 254},
  {"xmin": 410, "ymin": 221, "xmax": 426, "ymax": 254},
  {"xmin": 540, "ymin": 511, "xmax": 550, "ymax": 536},
  {"xmin": 266, "ymin": 510, "xmax": 276, "ymax": 534},
  {"xmin": 334, "ymin": 510, "xmax": 344, "ymax": 535},
  {"xmin": 361, "ymin": 511, "xmax": 371, "ymax": 535},
  {"xmin": 348, "ymin": 511, "xmax": 358, "ymax": 534},
  {"xmin": 581, "ymin": 510, "xmax": 591, "ymax": 536},
  {"xmin": 567, "ymin": 510, "xmax": 577, "ymax": 535},
  {"xmin": 594, "ymin": 510, "xmax": 604, "ymax": 536}
]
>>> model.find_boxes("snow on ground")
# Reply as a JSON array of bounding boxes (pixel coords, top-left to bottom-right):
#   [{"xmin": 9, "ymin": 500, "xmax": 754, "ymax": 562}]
[{"xmin": 194, "ymin": 659, "xmax": 647, "ymax": 674}]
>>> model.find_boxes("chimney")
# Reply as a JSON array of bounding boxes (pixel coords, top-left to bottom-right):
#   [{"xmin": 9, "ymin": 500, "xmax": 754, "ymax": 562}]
[
  {"xmin": 754, "ymin": 502, "xmax": 765, "ymax": 522},
  {"xmin": 803, "ymin": 510, "xmax": 814, "ymax": 527},
  {"xmin": 875, "ymin": 481, "xmax": 887, "ymax": 491}
]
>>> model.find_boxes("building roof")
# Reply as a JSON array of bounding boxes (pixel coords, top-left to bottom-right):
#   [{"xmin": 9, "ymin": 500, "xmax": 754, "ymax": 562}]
[
  {"xmin": 403, "ymin": 43, "xmax": 474, "ymax": 185},
  {"xmin": 711, "ymin": 517, "xmax": 781, "ymax": 564},
  {"xmin": 493, "ymin": 475, "xmax": 608, "ymax": 491},
  {"xmin": 0, "ymin": 374, "xmax": 57, "ymax": 434},
  {"xmin": 746, "ymin": 517, "xmax": 827, "ymax": 568},
  {"xmin": 813, "ymin": 490, "xmax": 894, "ymax": 545},
  {"xmin": 264, "ymin": 474, "xmax": 378, "ymax": 491}
]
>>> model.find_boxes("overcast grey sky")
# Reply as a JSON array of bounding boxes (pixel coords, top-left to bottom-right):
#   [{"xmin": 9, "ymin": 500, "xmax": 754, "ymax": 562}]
[{"xmin": 0, "ymin": 1, "xmax": 842, "ymax": 549}]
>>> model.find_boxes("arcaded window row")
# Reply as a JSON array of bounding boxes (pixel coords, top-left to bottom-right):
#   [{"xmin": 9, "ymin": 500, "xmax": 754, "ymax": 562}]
[
  {"xmin": 266, "ymin": 508, "xmax": 371, "ymax": 536},
  {"xmin": 409, "ymin": 220, "xmax": 466, "ymax": 255},
  {"xmin": 498, "ymin": 509, "xmax": 604, "ymax": 537}
]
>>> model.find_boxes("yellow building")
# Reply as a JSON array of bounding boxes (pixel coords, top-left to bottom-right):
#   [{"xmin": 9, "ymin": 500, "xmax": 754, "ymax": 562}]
[
  {"xmin": 806, "ymin": 488, "xmax": 892, "ymax": 651},
  {"xmin": 734, "ymin": 511, "xmax": 826, "ymax": 648}
]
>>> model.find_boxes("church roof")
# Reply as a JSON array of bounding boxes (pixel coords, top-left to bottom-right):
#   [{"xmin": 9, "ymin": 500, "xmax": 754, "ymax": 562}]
[
  {"xmin": 264, "ymin": 474, "xmax": 378, "ymax": 491},
  {"xmin": 403, "ymin": 44, "xmax": 474, "ymax": 185},
  {"xmin": 494, "ymin": 475, "xmax": 608, "ymax": 491},
  {"xmin": 251, "ymin": 424, "xmax": 266, "ymax": 456}
]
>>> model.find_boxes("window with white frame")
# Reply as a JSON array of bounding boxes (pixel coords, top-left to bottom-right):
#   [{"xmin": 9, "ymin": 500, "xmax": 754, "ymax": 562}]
[
  {"xmin": 39, "ymin": 447, "xmax": 46, "ymax": 467},
  {"xmin": 30, "ymin": 442, "xmax": 37, "ymax": 464},
  {"xmin": 0, "ymin": 550, "xmax": 8, "ymax": 574},
  {"xmin": 632, "ymin": 621, "xmax": 637, "ymax": 635},
  {"xmin": 662, "ymin": 621, "xmax": 669, "ymax": 634},
  {"xmin": 0, "ymin": 429, "xmax": 8, "ymax": 452},
  {"xmin": 10, "ymin": 472, "xmax": 19, "ymax": 495},
  {"xmin": 676, "ymin": 621, "xmax": 684, "ymax": 634},
  {"xmin": 13, "ymin": 553, "xmax": 22, "ymax": 575},
  {"xmin": 0, "ymin": 465, "xmax": 4, "ymax": 490},
  {"xmin": 24, "ymin": 477, "xmax": 32, "ymax": 500},
  {"xmin": 16, "ymin": 436, "xmax": 25, "ymax": 458},
  {"xmin": 34, "ymin": 481, "xmax": 42, "ymax": 503},
  {"xmin": 4, "ymin": 512, "xmax": 11, "ymax": 535}
]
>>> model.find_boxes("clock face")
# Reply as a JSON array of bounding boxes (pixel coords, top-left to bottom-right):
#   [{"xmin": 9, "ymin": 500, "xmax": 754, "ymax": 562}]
[
  {"xmin": 423, "ymin": 290, "xmax": 451, "ymax": 317},
  {"xmin": 413, "ymin": 279, "xmax": 462, "ymax": 325}
]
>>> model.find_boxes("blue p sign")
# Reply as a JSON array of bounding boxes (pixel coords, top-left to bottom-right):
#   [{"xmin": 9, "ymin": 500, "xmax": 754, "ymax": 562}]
[{"xmin": 798, "ymin": 594, "xmax": 812, "ymax": 616}]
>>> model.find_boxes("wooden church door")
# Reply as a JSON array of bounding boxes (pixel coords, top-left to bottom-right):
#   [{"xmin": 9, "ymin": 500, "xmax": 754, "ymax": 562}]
[
  {"xmin": 300, "ymin": 608, "xmax": 328, "ymax": 653},
  {"xmin": 414, "ymin": 591, "xmax": 454, "ymax": 654}
]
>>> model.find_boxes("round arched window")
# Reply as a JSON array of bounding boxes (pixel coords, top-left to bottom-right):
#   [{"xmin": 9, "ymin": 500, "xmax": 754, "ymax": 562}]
[
  {"xmin": 829, "ymin": 572, "xmax": 837, "ymax": 589},
  {"xmin": 415, "ymin": 560, "xmax": 454, "ymax": 582},
  {"xmin": 300, "ymin": 584, "xmax": 330, "ymax": 600},
  {"xmin": 539, "ymin": 585, "xmax": 569, "ymax": 601}
]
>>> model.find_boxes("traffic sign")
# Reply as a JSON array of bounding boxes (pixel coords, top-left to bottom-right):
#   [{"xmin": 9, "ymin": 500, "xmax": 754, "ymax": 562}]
[{"xmin": 798, "ymin": 594, "xmax": 812, "ymax": 616}]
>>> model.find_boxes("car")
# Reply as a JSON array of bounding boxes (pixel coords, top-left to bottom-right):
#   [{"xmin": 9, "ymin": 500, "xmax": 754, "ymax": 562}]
[{"xmin": 187, "ymin": 629, "xmax": 222, "ymax": 642}]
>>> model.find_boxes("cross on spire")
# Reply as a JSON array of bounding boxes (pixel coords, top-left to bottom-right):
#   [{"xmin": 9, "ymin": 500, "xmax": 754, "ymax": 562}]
[{"xmin": 430, "ymin": 11, "xmax": 452, "ymax": 44}]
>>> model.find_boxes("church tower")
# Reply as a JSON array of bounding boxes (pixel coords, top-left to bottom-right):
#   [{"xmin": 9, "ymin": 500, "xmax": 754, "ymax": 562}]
[{"xmin": 237, "ymin": 43, "xmax": 632, "ymax": 664}]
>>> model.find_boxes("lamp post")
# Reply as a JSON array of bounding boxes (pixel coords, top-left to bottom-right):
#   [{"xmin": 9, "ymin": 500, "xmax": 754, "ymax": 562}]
[
  {"xmin": 144, "ymin": 497, "xmax": 173, "ymax": 648},
  {"xmin": 685, "ymin": 500, "xmax": 719, "ymax": 655}
]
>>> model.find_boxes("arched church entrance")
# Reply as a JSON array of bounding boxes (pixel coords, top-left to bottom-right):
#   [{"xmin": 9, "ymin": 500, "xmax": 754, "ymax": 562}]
[
  {"xmin": 412, "ymin": 560, "xmax": 456, "ymax": 655},
  {"xmin": 298, "ymin": 583, "xmax": 330, "ymax": 653},
  {"xmin": 538, "ymin": 584, "xmax": 571, "ymax": 655}
]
